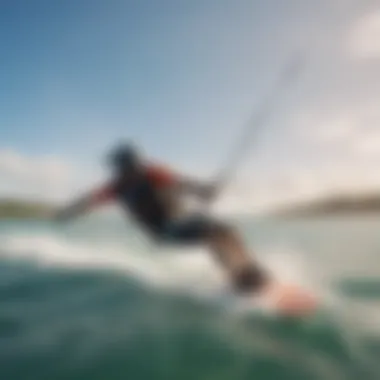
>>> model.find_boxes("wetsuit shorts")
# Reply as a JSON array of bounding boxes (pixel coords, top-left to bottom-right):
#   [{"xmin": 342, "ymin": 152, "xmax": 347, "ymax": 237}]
[{"xmin": 159, "ymin": 214, "xmax": 220, "ymax": 244}]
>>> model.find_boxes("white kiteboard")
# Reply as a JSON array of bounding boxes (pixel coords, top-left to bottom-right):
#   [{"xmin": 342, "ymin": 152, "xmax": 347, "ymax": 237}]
[{"xmin": 255, "ymin": 281, "xmax": 319, "ymax": 317}]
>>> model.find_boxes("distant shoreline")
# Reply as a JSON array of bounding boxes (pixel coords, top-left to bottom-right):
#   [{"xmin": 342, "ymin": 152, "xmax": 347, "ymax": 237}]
[
  {"xmin": 273, "ymin": 193, "xmax": 380, "ymax": 218},
  {"xmin": 2, "ymin": 193, "xmax": 380, "ymax": 220},
  {"xmin": 0, "ymin": 199, "xmax": 55, "ymax": 219}
]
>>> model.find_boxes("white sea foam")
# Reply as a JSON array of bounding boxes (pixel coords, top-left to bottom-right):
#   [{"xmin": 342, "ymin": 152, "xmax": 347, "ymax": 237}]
[
  {"xmin": 0, "ymin": 232, "xmax": 223, "ymax": 291},
  {"xmin": 0, "ymin": 230, "xmax": 325, "ymax": 313}
]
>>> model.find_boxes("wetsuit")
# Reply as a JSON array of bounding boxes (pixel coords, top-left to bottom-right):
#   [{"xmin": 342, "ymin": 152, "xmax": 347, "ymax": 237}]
[{"xmin": 86, "ymin": 164, "xmax": 217, "ymax": 243}]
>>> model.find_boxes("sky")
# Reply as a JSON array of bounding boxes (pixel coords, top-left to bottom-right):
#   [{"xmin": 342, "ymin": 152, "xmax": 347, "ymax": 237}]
[{"xmin": 1, "ymin": 0, "xmax": 380, "ymax": 212}]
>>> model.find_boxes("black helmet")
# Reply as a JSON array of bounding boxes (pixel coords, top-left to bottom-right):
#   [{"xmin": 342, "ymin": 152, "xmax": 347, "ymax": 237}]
[{"xmin": 106, "ymin": 142, "xmax": 141, "ymax": 172}]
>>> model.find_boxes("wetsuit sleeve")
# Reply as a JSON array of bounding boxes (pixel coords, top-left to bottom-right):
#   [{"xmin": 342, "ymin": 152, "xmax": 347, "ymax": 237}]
[
  {"xmin": 55, "ymin": 183, "xmax": 117, "ymax": 221},
  {"xmin": 146, "ymin": 163, "xmax": 216, "ymax": 199},
  {"xmin": 145, "ymin": 164, "xmax": 179, "ymax": 188}
]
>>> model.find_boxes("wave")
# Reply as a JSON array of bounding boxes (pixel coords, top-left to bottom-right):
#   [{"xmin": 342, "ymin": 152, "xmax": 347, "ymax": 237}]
[
  {"xmin": 1, "ymin": 230, "xmax": 380, "ymax": 378},
  {"xmin": 0, "ymin": 230, "xmax": 323, "ymax": 307}
]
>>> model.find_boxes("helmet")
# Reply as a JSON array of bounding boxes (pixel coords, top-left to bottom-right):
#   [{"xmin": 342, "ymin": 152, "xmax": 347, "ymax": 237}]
[{"xmin": 106, "ymin": 142, "xmax": 141, "ymax": 172}]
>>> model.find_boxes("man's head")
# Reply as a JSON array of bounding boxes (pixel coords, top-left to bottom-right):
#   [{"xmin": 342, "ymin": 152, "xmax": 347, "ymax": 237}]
[{"xmin": 106, "ymin": 142, "xmax": 142, "ymax": 176}]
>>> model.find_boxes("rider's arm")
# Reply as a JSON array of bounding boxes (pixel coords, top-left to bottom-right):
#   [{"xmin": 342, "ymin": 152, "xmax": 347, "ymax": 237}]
[{"xmin": 54, "ymin": 183, "xmax": 116, "ymax": 221}]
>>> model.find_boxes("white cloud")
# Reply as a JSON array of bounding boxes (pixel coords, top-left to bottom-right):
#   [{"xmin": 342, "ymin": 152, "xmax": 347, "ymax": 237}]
[
  {"xmin": 292, "ymin": 93, "xmax": 380, "ymax": 159},
  {"xmin": 355, "ymin": 132, "xmax": 380, "ymax": 157},
  {"xmin": 226, "ymin": 90, "xmax": 380, "ymax": 212},
  {"xmin": 0, "ymin": 150, "xmax": 69, "ymax": 181},
  {"xmin": 348, "ymin": 9, "xmax": 380, "ymax": 59},
  {"xmin": 294, "ymin": 112, "xmax": 356, "ymax": 145},
  {"xmin": 0, "ymin": 149, "xmax": 75, "ymax": 201},
  {"xmin": 208, "ymin": 5, "xmax": 380, "ymax": 212}
]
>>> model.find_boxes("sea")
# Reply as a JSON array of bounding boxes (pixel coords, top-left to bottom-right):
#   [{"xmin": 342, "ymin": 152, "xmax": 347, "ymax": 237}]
[{"xmin": 1, "ymin": 213, "xmax": 380, "ymax": 380}]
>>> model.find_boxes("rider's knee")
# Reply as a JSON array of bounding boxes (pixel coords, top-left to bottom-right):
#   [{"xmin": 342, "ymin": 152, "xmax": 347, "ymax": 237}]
[{"xmin": 233, "ymin": 266, "xmax": 268, "ymax": 293}]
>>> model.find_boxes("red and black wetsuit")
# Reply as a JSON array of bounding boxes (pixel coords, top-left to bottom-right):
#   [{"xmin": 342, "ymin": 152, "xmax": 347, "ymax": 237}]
[{"xmin": 88, "ymin": 164, "xmax": 178, "ymax": 238}]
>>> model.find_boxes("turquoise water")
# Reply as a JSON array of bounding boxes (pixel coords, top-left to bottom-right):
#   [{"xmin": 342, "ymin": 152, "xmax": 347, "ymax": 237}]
[{"xmin": 1, "ymin": 215, "xmax": 380, "ymax": 380}]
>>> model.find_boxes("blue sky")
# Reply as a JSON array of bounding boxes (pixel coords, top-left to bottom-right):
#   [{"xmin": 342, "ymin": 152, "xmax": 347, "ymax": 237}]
[
  {"xmin": 0, "ymin": 1, "xmax": 312, "ymax": 165},
  {"xmin": 1, "ymin": 0, "xmax": 380, "ymax": 210}
]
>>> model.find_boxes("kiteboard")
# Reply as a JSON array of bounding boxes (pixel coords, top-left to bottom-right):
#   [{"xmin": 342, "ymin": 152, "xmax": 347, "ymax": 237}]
[{"xmin": 256, "ymin": 281, "xmax": 319, "ymax": 317}]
